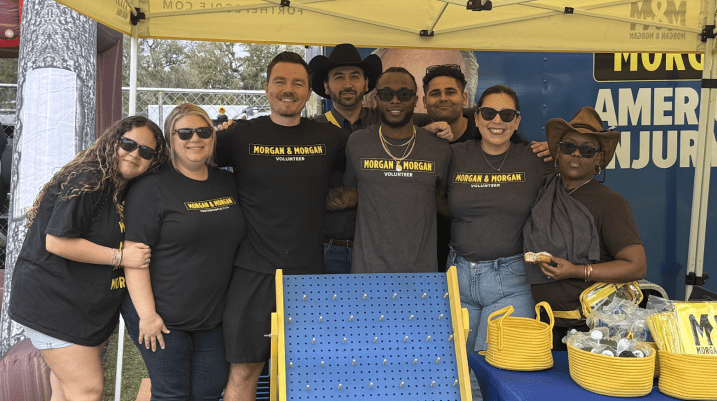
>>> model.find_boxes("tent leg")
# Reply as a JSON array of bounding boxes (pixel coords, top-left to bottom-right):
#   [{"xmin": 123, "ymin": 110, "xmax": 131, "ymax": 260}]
[
  {"xmin": 685, "ymin": 0, "xmax": 716, "ymax": 300},
  {"xmin": 129, "ymin": 25, "xmax": 138, "ymax": 116},
  {"xmin": 114, "ymin": 24, "xmax": 139, "ymax": 401},
  {"xmin": 114, "ymin": 316, "xmax": 127, "ymax": 401}
]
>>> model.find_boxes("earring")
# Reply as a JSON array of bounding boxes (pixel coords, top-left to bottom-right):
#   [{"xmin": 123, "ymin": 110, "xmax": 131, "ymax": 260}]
[{"xmin": 594, "ymin": 165, "xmax": 602, "ymax": 175}]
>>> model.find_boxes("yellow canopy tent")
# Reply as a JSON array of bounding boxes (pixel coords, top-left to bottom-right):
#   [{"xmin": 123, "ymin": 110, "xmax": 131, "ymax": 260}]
[
  {"xmin": 47, "ymin": 0, "xmax": 716, "ymax": 399},
  {"xmin": 55, "ymin": 0, "xmax": 702, "ymax": 52}
]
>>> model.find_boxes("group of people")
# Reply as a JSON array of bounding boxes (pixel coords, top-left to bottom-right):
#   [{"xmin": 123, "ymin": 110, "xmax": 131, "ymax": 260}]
[{"xmin": 7, "ymin": 43, "xmax": 646, "ymax": 401}]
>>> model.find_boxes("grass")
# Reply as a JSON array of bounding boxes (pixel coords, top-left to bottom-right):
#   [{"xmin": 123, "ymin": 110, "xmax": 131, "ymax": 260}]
[{"xmin": 102, "ymin": 330, "xmax": 148, "ymax": 401}]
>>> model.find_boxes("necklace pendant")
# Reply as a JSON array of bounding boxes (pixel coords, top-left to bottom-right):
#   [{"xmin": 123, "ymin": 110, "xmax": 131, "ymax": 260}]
[{"xmin": 396, "ymin": 163, "xmax": 402, "ymax": 171}]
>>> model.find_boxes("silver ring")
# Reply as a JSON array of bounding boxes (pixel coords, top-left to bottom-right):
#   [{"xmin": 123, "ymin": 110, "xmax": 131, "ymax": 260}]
[{"xmin": 145, "ymin": 259, "xmax": 150, "ymax": 264}]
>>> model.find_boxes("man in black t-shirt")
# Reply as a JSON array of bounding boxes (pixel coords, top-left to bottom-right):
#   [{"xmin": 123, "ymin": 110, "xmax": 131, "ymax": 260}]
[{"xmin": 218, "ymin": 52, "xmax": 348, "ymax": 401}]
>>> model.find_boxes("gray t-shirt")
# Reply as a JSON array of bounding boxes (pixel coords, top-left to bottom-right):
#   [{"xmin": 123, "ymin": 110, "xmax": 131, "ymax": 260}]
[
  {"xmin": 448, "ymin": 140, "xmax": 555, "ymax": 262},
  {"xmin": 344, "ymin": 125, "xmax": 451, "ymax": 273}
]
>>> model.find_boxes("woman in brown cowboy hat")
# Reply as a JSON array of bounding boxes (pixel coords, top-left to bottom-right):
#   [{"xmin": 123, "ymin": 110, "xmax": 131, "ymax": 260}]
[{"xmin": 523, "ymin": 106, "xmax": 646, "ymax": 350}]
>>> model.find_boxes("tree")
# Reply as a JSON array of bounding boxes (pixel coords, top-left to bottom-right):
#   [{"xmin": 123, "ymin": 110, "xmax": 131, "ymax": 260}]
[
  {"xmin": 238, "ymin": 43, "xmax": 304, "ymax": 90},
  {"xmin": 122, "ymin": 38, "xmax": 304, "ymax": 90},
  {"xmin": 187, "ymin": 41, "xmax": 242, "ymax": 89}
]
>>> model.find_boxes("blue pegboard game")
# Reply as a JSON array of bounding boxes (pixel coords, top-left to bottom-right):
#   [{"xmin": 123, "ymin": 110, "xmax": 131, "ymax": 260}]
[{"xmin": 269, "ymin": 266, "xmax": 471, "ymax": 401}]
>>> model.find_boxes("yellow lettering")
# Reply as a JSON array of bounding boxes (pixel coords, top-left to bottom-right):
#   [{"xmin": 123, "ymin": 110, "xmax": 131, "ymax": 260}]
[
  {"xmin": 666, "ymin": 54, "xmax": 685, "ymax": 71},
  {"xmin": 642, "ymin": 53, "xmax": 662, "ymax": 72}
]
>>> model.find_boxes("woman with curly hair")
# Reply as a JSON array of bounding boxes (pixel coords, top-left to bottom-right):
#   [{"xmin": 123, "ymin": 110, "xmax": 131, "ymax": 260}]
[{"xmin": 9, "ymin": 115, "xmax": 168, "ymax": 401}]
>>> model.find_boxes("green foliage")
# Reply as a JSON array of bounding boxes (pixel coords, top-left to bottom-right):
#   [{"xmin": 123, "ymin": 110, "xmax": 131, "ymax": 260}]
[
  {"xmin": 0, "ymin": 58, "xmax": 18, "ymax": 84},
  {"xmin": 122, "ymin": 37, "xmax": 304, "ymax": 90},
  {"xmin": 102, "ymin": 331, "xmax": 149, "ymax": 401}
]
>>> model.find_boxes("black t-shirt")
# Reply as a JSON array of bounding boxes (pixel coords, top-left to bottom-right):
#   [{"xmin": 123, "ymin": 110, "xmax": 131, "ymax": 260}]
[
  {"xmin": 315, "ymin": 108, "xmax": 379, "ymax": 240},
  {"xmin": 9, "ymin": 172, "xmax": 125, "ymax": 346},
  {"xmin": 216, "ymin": 116, "xmax": 348, "ymax": 274},
  {"xmin": 124, "ymin": 166, "xmax": 245, "ymax": 331}
]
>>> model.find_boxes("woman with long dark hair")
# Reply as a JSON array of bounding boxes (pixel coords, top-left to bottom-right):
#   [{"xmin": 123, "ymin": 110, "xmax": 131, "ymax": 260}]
[
  {"xmin": 9, "ymin": 116, "xmax": 168, "ymax": 400},
  {"xmin": 447, "ymin": 85, "xmax": 555, "ymax": 353}
]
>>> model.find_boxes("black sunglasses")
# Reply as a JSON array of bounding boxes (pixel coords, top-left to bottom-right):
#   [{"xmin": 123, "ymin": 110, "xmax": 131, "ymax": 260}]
[
  {"xmin": 120, "ymin": 136, "xmax": 156, "ymax": 160},
  {"xmin": 478, "ymin": 107, "xmax": 520, "ymax": 123},
  {"xmin": 426, "ymin": 64, "xmax": 462, "ymax": 74},
  {"xmin": 559, "ymin": 141, "xmax": 600, "ymax": 158},
  {"xmin": 174, "ymin": 127, "xmax": 213, "ymax": 141},
  {"xmin": 376, "ymin": 88, "xmax": 417, "ymax": 102}
]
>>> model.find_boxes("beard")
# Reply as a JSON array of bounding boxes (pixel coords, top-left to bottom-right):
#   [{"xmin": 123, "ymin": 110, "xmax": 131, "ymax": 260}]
[
  {"xmin": 379, "ymin": 108, "xmax": 414, "ymax": 128},
  {"xmin": 328, "ymin": 87, "xmax": 365, "ymax": 109}
]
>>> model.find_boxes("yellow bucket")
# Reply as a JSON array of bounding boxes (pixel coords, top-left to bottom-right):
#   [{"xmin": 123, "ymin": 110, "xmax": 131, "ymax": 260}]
[
  {"xmin": 658, "ymin": 351, "xmax": 717, "ymax": 400},
  {"xmin": 484, "ymin": 302, "xmax": 554, "ymax": 371},
  {"xmin": 567, "ymin": 343, "xmax": 655, "ymax": 397}
]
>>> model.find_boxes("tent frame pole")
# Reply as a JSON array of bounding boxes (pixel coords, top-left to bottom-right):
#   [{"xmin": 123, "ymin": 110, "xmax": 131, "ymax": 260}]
[
  {"xmin": 113, "ymin": 23, "xmax": 139, "ymax": 401},
  {"xmin": 686, "ymin": 0, "xmax": 716, "ymax": 300}
]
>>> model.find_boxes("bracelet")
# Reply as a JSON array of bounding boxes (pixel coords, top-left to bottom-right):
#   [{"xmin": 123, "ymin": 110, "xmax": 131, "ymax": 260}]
[
  {"xmin": 110, "ymin": 248, "xmax": 123, "ymax": 268},
  {"xmin": 110, "ymin": 249, "xmax": 118, "ymax": 267},
  {"xmin": 585, "ymin": 263, "xmax": 593, "ymax": 282}
]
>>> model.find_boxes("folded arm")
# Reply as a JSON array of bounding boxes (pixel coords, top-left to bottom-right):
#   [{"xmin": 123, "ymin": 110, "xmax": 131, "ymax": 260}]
[
  {"xmin": 326, "ymin": 186, "xmax": 358, "ymax": 211},
  {"xmin": 45, "ymin": 234, "xmax": 150, "ymax": 269}
]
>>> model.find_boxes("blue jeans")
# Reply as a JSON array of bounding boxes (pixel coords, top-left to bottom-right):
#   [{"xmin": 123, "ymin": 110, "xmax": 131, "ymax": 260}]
[
  {"xmin": 324, "ymin": 240, "xmax": 352, "ymax": 274},
  {"xmin": 448, "ymin": 249, "xmax": 535, "ymax": 353},
  {"xmin": 122, "ymin": 297, "xmax": 228, "ymax": 401}
]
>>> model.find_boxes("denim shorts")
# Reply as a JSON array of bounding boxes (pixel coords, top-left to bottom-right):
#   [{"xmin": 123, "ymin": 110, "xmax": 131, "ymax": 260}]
[{"xmin": 21, "ymin": 324, "xmax": 74, "ymax": 350}]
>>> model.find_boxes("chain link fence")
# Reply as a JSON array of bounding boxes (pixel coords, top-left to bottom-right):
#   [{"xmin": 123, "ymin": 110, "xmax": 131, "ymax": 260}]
[
  {"xmin": 122, "ymin": 87, "xmax": 322, "ymax": 126},
  {"xmin": 123, "ymin": 87, "xmax": 270, "ymax": 126},
  {"xmin": 0, "ymin": 84, "xmax": 15, "ymax": 270}
]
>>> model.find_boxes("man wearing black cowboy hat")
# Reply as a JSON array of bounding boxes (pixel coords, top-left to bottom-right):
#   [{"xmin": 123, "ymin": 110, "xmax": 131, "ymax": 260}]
[
  {"xmin": 309, "ymin": 43, "xmax": 383, "ymax": 134},
  {"xmin": 309, "ymin": 44, "xmax": 382, "ymax": 274},
  {"xmin": 310, "ymin": 44, "xmax": 448, "ymax": 274}
]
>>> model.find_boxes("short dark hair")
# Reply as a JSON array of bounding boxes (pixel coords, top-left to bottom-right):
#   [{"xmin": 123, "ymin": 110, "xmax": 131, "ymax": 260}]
[
  {"xmin": 266, "ymin": 51, "xmax": 312, "ymax": 88},
  {"xmin": 422, "ymin": 66, "xmax": 467, "ymax": 95},
  {"xmin": 376, "ymin": 66, "xmax": 417, "ymax": 90}
]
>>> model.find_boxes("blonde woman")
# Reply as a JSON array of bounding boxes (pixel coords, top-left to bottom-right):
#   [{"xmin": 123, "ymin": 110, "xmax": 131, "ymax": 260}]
[{"xmin": 122, "ymin": 104, "xmax": 245, "ymax": 400}]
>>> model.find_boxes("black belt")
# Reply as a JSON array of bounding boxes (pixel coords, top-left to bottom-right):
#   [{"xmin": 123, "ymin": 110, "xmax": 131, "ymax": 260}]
[{"xmin": 324, "ymin": 237, "xmax": 353, "ymax": 249}]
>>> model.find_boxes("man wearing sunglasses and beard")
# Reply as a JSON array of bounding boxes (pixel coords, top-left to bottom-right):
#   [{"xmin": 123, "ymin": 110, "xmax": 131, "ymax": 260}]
[
  {"xmin": 215, "ymin": 51, "xmax": 348, "ymax": 401},
  {"xmin": 328, "ymin": 67, "xmax": 451, "ymax": 274},
  {"xmin": 309, "ymin": 44, "xmax": 451, "ymax": 275}
]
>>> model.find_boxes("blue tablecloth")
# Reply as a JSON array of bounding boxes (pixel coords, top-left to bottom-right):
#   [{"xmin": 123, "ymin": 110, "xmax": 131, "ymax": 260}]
[{"xmin": 468, "ymin": 352, "xmax": 679, "ymax": 400}]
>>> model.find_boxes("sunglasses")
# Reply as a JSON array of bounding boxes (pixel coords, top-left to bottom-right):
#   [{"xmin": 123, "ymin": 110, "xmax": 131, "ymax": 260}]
[
  {"xmin": 426, "ymin": 64, "xmax": 462, "ymax": 74},
  {"xmin": 376, "ymin": 88, "xmax": 417, "ymax": 102},
  {"xmin": 559, "ymin": 141, "xmax": 600, "ymax": 158},
  {"xmin": 120, "ymin": 136, "xmax": 156, "ymax": 160},
  {"xmin": 174, "ymin": 127, "xmax": 213, "ymax": 141},
  {"xmin": 478, "ymin": 107, "xmax": 520, "ymax": 123}
]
